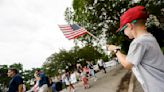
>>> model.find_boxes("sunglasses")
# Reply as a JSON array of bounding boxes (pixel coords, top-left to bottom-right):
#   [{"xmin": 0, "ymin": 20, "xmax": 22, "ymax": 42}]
[{"xmin": 118, "ymin": 20, "xmax": 137, "ymax": 35}]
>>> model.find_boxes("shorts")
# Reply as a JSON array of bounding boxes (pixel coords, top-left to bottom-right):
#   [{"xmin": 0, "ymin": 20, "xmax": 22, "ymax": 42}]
[{"xmin": 81, "ymin": 77, "xmax": 88, "ymax": 84}]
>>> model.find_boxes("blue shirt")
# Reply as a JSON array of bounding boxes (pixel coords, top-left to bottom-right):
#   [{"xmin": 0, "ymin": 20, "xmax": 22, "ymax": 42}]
[
  {"xmin": 52, "ymin": 82, "xmax": 57, "ymax": 92},
  {"xmin": 38, "ymin": 73, "xmax": 49, "ymax": 87},
  {"xmin": 8, "ymin": 74, "xmax": 23, "ymax": 92}
]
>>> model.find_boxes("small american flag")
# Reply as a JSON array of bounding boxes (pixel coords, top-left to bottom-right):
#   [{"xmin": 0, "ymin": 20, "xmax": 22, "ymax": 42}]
[{"xmin": 58, "ymin": 24, "xmax": 87, "ymax": 40}]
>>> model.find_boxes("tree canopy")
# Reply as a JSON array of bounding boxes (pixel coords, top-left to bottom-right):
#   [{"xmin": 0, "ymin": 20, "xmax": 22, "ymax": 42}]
[
  {"xmin": 43, "ymin": 45, "xmax": 108, "ymax": 76},
  {"xmin": 43, "ymin": 0, "xmax": 164, "ymax": 77},
  {"xmin": 65, "ymin": 0, "xmax": 164, "ymax": 53}
]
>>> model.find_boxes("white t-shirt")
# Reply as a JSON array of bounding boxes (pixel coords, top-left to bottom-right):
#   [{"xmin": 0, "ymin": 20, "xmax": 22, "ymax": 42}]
[{"xmin": 97, "ymin": 59, "xmax": 104, "ymax": 66}]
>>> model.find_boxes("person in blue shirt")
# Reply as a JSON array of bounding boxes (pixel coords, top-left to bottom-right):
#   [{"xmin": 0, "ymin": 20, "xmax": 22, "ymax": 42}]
[
  {"xmin": 7, "ymin": 68, "xmax": 23, "ymax": 92},
  {"xmin": 35, "ymin": 69, "xmax": 49, "ymax": 92},
  {"xmin": 51, "ymin": 82, "xmax": 57, "ymax": 92}
]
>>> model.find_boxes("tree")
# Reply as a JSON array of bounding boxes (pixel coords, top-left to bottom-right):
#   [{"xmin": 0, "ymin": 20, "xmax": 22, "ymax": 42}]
[
  {"xmin": 66, "ymin": 0, "xmax": 164, "ymax": 53},
  {"xmin": 22, "ymin": 69, "xmax": 36, "ymax": 90},
  {"xmin": 9, "ymin": 63, "xmax": 23, "ymax": 74},
  {"xmin": 43, "ymin": 45, "xmax": 108, "ymax": 76},
  {"xmin": 77, "ymin": 45, "xmax": 102, "ymax": 63},
  {"xmin": 43, "ymin": 50, "xmax": 72, "ymax": 76},
  {"xmin": 0, "ymin": 65, "xmax": 10, "ymax": 91}
]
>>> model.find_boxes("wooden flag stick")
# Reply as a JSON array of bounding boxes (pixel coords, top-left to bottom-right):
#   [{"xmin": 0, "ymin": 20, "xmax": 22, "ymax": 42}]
[
  {"xmin": 77, "ymin": 24, "xmax": 99, "ymax": 40},
  {"xmin": 85, "ymin": 30, "xmax": 99, "ymax": 41}
]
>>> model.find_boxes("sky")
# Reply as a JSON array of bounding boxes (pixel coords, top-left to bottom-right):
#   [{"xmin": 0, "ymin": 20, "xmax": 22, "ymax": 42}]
[{"xmin": 0, "ymin": 0, "xmax": 74, "ymax": 69}]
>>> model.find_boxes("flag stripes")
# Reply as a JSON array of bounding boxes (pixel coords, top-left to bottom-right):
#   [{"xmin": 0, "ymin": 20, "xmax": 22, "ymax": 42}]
[{"xmin": 58, "ymin": 24, "xmax": 87, "ymax": 40}]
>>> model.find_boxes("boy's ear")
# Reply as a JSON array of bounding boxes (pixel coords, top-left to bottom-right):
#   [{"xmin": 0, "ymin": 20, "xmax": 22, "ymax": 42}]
[
  {"xmin": 126, "ymin": 23, "xmax": 131, "ymax": 27},
  {"xmin": 127, "ymin": 23, "xmax": 133, "ymax": 30}
]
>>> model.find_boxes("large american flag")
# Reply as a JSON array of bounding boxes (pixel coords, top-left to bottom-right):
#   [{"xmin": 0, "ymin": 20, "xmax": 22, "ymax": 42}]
[{"xmin": 58, "ymin": 24, "xmax": 87, "ymax": 40}]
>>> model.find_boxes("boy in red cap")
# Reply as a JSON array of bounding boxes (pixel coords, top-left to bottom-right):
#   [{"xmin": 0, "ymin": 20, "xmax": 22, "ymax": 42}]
[{"xmin": 107, "ymin": 6, "xmax": 164, "ymax": 92}]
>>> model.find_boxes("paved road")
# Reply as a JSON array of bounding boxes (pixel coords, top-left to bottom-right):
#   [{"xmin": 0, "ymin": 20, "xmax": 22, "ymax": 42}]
[{"xmin": 62, "ymin": 65, "xmax": 128, "ymax": 92}]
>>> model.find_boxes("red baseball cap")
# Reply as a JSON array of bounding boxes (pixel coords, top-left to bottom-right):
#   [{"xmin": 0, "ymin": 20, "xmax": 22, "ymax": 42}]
[{"xmin": 117, "ymin": 6, "xmax": 149, "ymax": 32}]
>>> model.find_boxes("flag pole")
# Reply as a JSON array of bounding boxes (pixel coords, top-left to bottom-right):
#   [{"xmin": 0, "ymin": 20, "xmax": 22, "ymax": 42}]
[{"xmin": 85, "ymin": 30, "xmax": 99, "ymax": 41}]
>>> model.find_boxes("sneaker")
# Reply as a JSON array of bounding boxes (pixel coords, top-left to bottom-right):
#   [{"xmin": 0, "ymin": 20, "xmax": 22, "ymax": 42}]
[
  {"xmin": 94, "ymin": 78, "xmax": 97, "ymax": 81},
  {"xmin": 87, "ymin": 85, "xmax": 90, "ymax": 88}
]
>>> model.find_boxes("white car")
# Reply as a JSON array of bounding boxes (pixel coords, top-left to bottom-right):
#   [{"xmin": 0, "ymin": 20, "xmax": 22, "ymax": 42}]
[
  {"xmin": 94, "ymin": 59, "xmax": 118, "ymax": 70},
  {"xmin": 105, "ymin": 60, "xmax": 118, "ymax": 68}
]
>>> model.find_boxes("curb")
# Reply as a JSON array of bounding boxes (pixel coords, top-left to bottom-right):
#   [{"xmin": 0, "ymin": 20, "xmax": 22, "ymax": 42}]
[
  {"xmin": 128, "ymin": 73, "xmax": 135, "ymax": 92},
  {"xmin": 116, "ymin": 69, "xmax": 130, "ymax": 92}
]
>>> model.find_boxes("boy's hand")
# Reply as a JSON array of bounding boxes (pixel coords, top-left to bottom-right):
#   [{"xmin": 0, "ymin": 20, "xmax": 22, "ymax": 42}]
[{"xmin": 106, "ymin": 45, "xmax": 119, "ymax": 51}]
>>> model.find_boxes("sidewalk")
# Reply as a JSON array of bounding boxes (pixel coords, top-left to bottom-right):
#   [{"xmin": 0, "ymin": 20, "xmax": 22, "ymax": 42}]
[{"xmin": 63, "ymin": 65, "xmax": 128, "ymax": 92}]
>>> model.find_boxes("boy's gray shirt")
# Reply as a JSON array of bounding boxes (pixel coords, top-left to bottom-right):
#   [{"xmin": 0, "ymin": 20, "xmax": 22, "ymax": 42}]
[{"xmin": 126, "ymin": 33, "xmax": 164, "ymax": 92}]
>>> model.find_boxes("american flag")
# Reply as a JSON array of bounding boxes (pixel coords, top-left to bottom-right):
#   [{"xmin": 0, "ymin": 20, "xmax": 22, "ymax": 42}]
[{"xmin": 58, "ymin": 24, "xmax": 88, "ymax": 40}]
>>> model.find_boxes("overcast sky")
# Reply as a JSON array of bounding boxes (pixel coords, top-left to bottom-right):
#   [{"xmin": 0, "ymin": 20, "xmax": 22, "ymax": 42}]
[{"xmin": 0, "ymin": 0, "xmax": 74, "ymax": 69}]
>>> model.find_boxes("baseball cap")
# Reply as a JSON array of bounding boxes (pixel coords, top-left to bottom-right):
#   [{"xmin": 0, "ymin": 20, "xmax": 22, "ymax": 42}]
[{"xmin": 117, "ymin": 6, "xmax": 149, "ymax": 32}]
